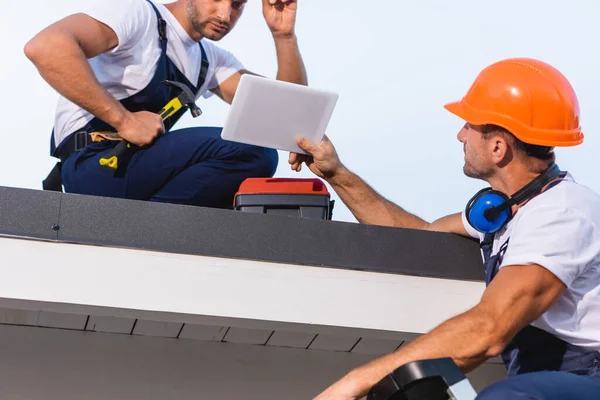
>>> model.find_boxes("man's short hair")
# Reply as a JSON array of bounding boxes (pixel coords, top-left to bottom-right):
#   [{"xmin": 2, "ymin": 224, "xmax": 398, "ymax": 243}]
[{"xmin": 481, "ymin": 124, "xmax": 555, "ymax": 160}]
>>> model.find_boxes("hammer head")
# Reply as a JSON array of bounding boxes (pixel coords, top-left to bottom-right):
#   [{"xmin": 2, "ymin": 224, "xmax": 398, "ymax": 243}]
[{"xmin": 161, "ymin": 80, "xmax": 202, "ymax": 118}]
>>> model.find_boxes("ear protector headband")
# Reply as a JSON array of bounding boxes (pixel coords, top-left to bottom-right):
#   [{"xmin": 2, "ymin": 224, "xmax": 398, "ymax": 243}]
[{"xmin": 465, "ymin": 163, "xmax": 563, "ymax": 234}]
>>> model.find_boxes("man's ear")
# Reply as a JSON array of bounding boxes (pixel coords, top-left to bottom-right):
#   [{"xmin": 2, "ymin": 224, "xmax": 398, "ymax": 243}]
[{"xmin": 491, "ymin": 135, "xmax": 514, "ymax": 167}]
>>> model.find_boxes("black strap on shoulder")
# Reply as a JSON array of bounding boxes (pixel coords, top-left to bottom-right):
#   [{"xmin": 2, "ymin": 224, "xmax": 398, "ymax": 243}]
[
  {"xmin": 145, "ymin": 0, "xmax": 209, "ymax": 89},
  {"xmin": 481, "ymin": 233, "xmax": 495, "ymax": 264},
  {"xmin": 158, "ymin": 19, "xmax": 167, "ymax": 47},
  {"xmin": 483, "ymin": 163, "xmax": 565, "ymax": 221},
  {"xmin": 510, "ymin": 163, "xmax": 562, "ymax": 206},
  {"xmin": 146, "ymin": 0, "xmax": 168, "ymax": 51},
  {"xmin": 198, "ymin": 42, "xmax": 210, "ymax": 88}
]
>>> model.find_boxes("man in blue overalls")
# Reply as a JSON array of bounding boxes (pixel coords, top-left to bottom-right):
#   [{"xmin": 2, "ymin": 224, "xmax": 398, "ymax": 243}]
[
  {"xmin": 25, "ymin": 0, "xmax": 306, "ymax": 209},
  {"xmin": 292, "ymin": 58, "xmax": 600, "ymax": 399}
]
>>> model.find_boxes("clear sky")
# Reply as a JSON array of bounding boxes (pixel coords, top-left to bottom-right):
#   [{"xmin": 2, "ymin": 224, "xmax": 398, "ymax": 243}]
[{"xmin": 2, "ymin": 0, "xmax": 599, "ymax": 224}]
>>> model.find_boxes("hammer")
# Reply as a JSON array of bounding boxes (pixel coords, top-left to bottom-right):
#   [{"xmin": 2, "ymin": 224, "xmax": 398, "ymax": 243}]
[
  {"xmin": 158, "ymin": 80, "xmax": 202, "ymax": 119},
  {"xmin": 99, "ymin": 80, "xmax": 202, "ymax": 170}
]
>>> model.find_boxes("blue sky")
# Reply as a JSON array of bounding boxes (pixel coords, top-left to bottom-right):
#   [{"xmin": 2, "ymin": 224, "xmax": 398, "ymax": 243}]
[{"xmin": 3, "ymin": 0, "xmax": 599, "ymax": 224}]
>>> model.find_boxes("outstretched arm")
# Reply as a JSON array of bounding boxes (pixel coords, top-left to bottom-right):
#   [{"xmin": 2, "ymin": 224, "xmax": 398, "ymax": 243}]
[
  {"xmin": 291, "ymin": 136, "xmax": 469, "ymax": 235},
  {"xmin": 313, "ymin": 263, "xmax": 566, "ymax": 399}
]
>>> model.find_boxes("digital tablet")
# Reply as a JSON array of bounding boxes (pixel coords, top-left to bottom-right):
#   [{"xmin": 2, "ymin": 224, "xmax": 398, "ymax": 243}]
[{"xmin": 220, "ymin": 74, "xmax": 339, "ymax": 154}]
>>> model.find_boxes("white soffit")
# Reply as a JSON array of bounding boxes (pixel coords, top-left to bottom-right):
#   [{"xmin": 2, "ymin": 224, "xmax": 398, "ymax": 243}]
[{"xmin": 1, "ymin": 237, "xmax": 485, "ymax": 335}]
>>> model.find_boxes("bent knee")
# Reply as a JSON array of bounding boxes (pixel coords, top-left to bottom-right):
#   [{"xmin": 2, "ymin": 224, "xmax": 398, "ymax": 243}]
[{"xmin": 247, "ymin": 147, "xmax": 278, "ymax": 177}]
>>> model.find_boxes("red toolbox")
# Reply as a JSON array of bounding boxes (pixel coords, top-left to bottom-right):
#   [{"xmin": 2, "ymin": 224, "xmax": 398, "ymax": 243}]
[{"xmin": 233, "ymin": 178, "xmax": 334, "ymax": 220}]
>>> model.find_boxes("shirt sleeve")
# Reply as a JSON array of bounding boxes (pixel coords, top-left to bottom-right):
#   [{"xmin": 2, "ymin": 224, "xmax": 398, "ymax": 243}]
[
  {"xmin": 499, "ymin": 206, "xmax": 599, "ymax": 287},
  {"xmin": 461, "ymin": 210, "xmax": 484, "ymax": 241},
  {"xmin": 83, "ymin": 0, "xmax": 151, "ymax": 54},
  {"xmin": 201, "ymin": 42, "xmax": 245, "ymax": 98}
]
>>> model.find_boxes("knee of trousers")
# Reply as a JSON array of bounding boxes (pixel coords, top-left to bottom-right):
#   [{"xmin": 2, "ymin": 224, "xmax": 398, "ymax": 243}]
[{"xmin": 248, "ymin": 147, "xmax": 279, "ymax": 178}]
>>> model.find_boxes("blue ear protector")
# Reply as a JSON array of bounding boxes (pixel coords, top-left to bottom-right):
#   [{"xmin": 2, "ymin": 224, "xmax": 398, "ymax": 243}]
[{"xmin": 465, "ymin": 163, "xmax": 562, "ymax": 234}]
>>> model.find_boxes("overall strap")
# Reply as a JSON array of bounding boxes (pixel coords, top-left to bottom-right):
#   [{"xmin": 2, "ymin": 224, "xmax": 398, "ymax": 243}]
[
  {"xmin": 198, "ymin": 42, "xmax": 209, "ymax": 89},
  {"xmin": 481, "ymin": 171, "xmax": 568, "ymax": 283},
  {"xmin": 145, "ymin": 0, "xmax": 209, "ymax": 89},
  {"xmin": 481, "ymin": 233, "xmax": 510, "ymax": 284},
  {"xmin": 481, "ymin": 233, "xmax": 495, "ymax": 264},
  {"xmin": 146, "ymin": 0, "xmax": 168, "ymax": 52}
]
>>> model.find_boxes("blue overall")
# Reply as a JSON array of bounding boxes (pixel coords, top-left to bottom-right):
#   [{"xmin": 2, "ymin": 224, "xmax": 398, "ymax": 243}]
[
  {"xmin": 475, "ymin": 230, "xmax": 600, "ymax": 398},
  {"xmin": 48, "ymin": 0, "xmax": 278, "ymax": 209}
]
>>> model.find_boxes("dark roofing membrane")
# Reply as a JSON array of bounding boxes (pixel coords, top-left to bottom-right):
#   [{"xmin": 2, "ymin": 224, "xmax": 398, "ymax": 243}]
[{"xmin": 0, "ymin": 186, "xmax": 484, "ymax": 282}]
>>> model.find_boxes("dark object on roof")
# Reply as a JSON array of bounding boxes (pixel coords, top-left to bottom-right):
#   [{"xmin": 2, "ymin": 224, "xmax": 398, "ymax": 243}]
[{"xmin": 0, "ymin": 185, "xmax": 483, "ymax": 282}]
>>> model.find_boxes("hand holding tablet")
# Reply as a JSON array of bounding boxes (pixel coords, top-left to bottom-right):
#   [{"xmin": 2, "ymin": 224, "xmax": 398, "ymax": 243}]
[{"xmin": 220, "ymin": 75, "xmax": 339, "ymax": 155}]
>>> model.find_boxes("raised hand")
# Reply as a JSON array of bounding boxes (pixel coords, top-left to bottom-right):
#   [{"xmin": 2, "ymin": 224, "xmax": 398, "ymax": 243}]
[{"xmin": 262, "ymin": 0, "xmax": 297, "ymax": 38}]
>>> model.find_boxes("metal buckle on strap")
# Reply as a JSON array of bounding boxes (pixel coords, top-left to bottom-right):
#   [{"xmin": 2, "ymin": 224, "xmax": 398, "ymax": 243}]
[
  {"xmin": 158, "ymin": 19, "xmax": 167, "ymax": 41},
  {"xmin": 57, "ymin": 130, "xmax": 90, "ymax": 163},
  {"xmin": 73, "ymin": 130, "xmax": 89, "ymax": 152}
]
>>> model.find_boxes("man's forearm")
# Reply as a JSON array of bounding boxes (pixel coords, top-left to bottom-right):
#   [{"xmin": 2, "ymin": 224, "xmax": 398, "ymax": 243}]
[
  {"xmin": 328, "ymin": 167, "xmax": 430, "ymax": 229},
  {"xmin": 273, "ymin": 35, "xmax": 307, "ymax": 85},
  {"xmin": 25, "ymin": 33, "xmax": 129, "ymax": 129},
  {"xmin": 343, "ymin": 307, "xmax": 501, "ymax": 398}
]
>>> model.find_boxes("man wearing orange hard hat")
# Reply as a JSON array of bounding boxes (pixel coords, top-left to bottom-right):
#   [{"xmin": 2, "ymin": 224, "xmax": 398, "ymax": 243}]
[{"xmin": 290, "ymin": 58, "xmax": 600, "ymax": 399}]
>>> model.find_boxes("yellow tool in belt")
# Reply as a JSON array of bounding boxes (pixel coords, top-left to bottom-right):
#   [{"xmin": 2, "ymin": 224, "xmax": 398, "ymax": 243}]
[{"xmin": 99, "ymin": 80, "xmax": 202, "ymax": 170}]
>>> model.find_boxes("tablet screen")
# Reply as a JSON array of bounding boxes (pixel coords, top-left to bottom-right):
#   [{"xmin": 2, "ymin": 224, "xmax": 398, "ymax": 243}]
[{"xmin": 221, "ymin": 75, "xmax": 339, "ymax": 154}]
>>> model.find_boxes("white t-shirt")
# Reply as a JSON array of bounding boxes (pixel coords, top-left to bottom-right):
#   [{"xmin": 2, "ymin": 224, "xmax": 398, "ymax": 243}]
[
  {"xmin": 53, "ymin": 0, "xmax": 244, "ymax": 147},
  {"xmin": 462, "ymin": 173, "xmax": 600, "ymax": 351}
]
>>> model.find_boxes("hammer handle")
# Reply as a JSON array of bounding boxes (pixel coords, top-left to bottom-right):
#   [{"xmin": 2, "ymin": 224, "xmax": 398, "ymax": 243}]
[
  {"xmin": 159, "ymin": 97, "xmax": 183, "ymax": 120},
  {"xmin": 99, "ymin": 141, "xmax": 132, "ymax": 171},
  {"xmin": 99, "ymin": 96, "xmax": 184, "ymax": 170}
]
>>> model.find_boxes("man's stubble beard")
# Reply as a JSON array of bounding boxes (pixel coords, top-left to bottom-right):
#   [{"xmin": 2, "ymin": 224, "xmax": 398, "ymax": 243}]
[{"xmin": 187, "ymin": 1, "xmax": 229, "ymax": 41}]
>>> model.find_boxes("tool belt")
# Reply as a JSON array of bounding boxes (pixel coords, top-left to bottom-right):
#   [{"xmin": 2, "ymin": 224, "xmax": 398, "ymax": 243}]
[{"xmin": 42, "ymin": 131, "xmax": 123, "ymax": 192}]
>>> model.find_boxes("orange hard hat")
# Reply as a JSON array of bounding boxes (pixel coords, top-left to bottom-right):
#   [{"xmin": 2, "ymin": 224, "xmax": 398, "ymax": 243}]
[{"xmin": 444, "ymin": 58, "xmax": 584, "ymax": 147}]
